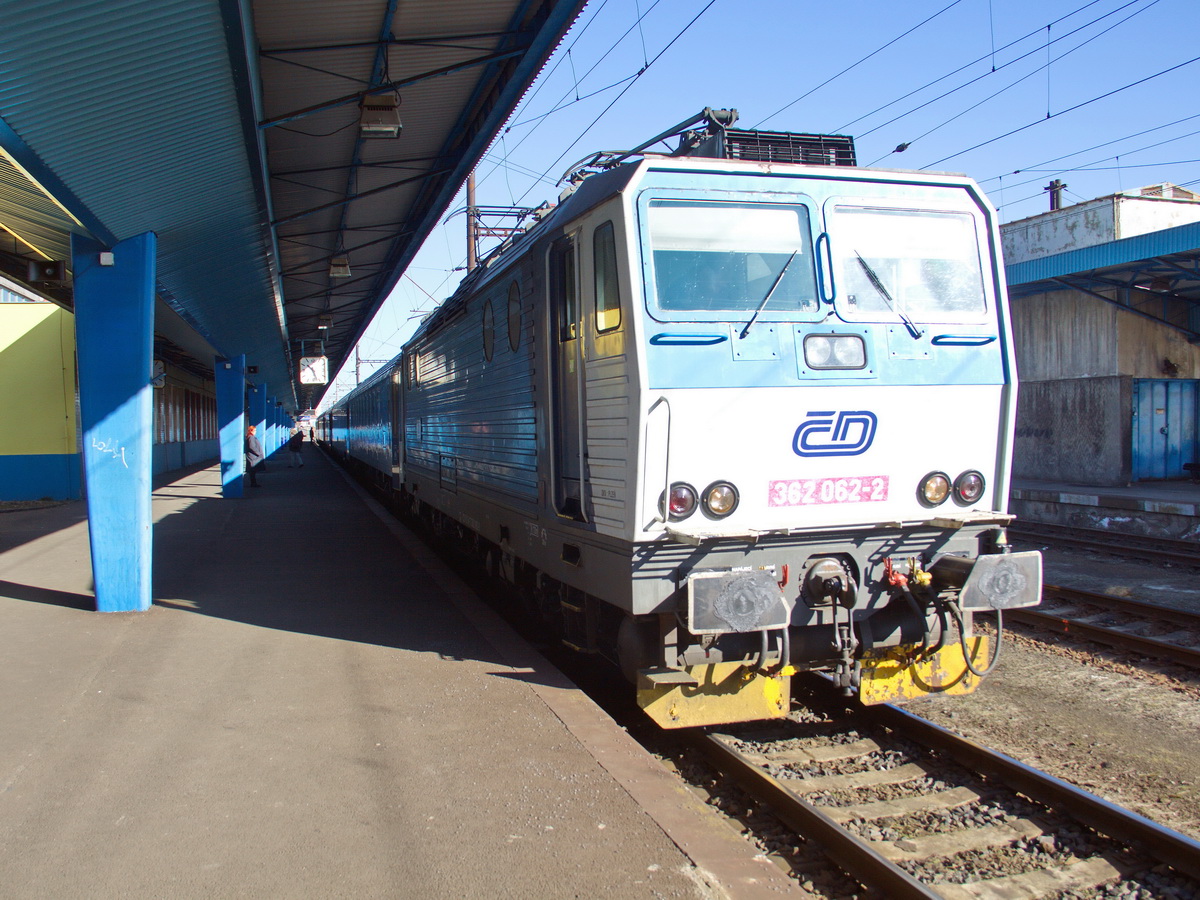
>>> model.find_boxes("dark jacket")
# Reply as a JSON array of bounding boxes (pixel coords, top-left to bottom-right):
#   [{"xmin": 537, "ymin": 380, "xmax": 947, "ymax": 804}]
[
  {"xmin": 287, "ymin": 432, "xmax": 304, "ymax": 452},
  {"xmin": 245, "ymin": 432, "xmax": 264, "ymax": 467}
]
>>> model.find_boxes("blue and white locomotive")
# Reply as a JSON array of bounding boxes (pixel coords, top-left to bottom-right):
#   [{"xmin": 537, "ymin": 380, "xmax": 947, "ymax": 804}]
[{"xmin": 320, "ymin": 109, "xmax": 1042, "ymax": 728}]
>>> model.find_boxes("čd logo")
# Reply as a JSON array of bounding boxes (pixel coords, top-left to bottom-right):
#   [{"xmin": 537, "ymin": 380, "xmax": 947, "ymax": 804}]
[{"xmin": 793, "ymin": 410, "xmax": 877, "ymax": 457}]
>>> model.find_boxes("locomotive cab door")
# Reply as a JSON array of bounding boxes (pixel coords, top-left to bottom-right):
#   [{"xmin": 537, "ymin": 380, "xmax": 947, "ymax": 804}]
[{"xmin": 549, "ymin": 232, "xmax": 588, "ymax": 521}]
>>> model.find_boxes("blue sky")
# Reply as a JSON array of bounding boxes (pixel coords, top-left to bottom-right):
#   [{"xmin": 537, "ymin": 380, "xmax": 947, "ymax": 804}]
[{"xmin": 322, "ymin": 0, "xmax": 1198, "ymax": 403}]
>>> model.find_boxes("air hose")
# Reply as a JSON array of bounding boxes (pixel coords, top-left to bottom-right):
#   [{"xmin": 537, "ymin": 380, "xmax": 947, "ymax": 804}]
[{"xmin": 948, "ymin": 600, "xmax": 1004, "ymax": 678}]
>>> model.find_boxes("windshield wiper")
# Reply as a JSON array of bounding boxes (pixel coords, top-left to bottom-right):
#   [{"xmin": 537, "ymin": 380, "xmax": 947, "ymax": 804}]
[
  {"xmin": 740, "ymin": 250, "xmax": 798, "ymax": 339},
  {"xmin": 854, "ymin": 250, "xmax": 922, "ymax": 339}
]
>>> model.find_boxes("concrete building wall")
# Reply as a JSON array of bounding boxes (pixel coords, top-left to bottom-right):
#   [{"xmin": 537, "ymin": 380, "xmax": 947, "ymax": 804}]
[
  {"xmin": 1118, "ymin": 310, "xmax": 1200, "ymax": 379},
  {"xmin": 1004, "ymin": 188, "xmax": 1200, "ymax": 264},
  {"xmin": 1013, "ymin": 375, "xmax": 1131, "ymax": 486},
  {"xmin": 1010, "ymin": 288, "xmax": 1119, "ymax": 381},
  {"xmin": 1009, "ymin": 287, "xmax": 1200, "ymax": 486}
]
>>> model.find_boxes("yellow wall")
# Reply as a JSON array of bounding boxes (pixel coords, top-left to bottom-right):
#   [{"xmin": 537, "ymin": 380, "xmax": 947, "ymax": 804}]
[{"xmin": 0, "ymin": 303, "xmax": 77, "ymax": 455}]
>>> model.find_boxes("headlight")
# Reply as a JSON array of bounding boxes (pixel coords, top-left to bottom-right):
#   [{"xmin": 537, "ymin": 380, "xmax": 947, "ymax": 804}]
[
  {"xmin": 954, "ymin": 470, "xmax": 986, "ymax": 505},
  {"xmin": 803, "ymin": 334, "xmax": 866, "ymax": 369},
  {"xmin": 917, "ymin": 471, "xmax": 951, "ymax": 507},
  {"xmin": 702, "ymin": 481, "xmax": 739, "ymax": 518},
  {"xmin": 661, "ymin": 482, "xmax": 697, "ymax": 520}
]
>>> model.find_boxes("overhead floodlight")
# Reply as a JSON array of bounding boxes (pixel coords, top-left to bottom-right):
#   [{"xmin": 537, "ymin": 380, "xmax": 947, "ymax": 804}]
[
  {"xmin": 317, "ymin": 315, "xmax": 333, "ymax": 331},
  {"xmin": 360, "ymin": 91, "xmax": 402, "ymax": 138},
  {"xmin": 329, "ymin": 255, "xmax": 351, "ymax": 278}
]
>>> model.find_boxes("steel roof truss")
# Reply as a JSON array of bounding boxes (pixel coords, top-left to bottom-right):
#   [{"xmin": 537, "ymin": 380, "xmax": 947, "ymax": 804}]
[{"xmin": 1051, "ymin": 276, "xmax": 1200, "ymax": 342}]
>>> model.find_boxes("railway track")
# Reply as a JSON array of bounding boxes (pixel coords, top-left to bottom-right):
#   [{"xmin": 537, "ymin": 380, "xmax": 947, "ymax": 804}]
[
  {"xmin": 683, "ymin": 680, "xmax": 1200, "ymax": 899},
  {"xmin": 1009, "ymin": 521, "xmax": 1200, "ymax": 567},
  {"xmin": 1003, "ymin": 584, "xmax": 1200, "ymax": 668}
]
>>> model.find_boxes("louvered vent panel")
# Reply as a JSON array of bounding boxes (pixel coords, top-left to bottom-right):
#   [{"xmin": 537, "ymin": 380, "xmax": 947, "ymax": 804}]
[{"xmin": 723, "ymin": 129, "xmax": 857, "ymax": 166}]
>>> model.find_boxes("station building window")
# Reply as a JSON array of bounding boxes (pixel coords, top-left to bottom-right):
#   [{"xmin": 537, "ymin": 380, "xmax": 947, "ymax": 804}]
[{"xmin": 154, "ymin": 381, "xmax": 217, "ymax": 444}]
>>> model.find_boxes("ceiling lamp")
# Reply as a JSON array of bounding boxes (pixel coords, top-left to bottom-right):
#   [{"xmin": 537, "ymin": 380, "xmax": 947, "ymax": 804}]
[
  {"xmin": 329, "ymin": 255, "xmax": 351, "ymax": 278},
  {"xmin": 317, "ymin": 315, "xmax": 333, "ymax": 331},
  {"xmin": 360, "ymin": 91, "xmax": 402, "ymax": 139}
]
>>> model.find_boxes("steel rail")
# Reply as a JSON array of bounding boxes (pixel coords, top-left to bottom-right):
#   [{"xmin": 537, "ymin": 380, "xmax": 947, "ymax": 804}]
[
  {"xmin": 1010, "ymin": 523, "xmax": 1200, "ymax": 567},
  {"xmin": 1044, "ymin": 584, "xmax": 1200, "ymax": 629},
  {"xmin": 859, "ymin": 701, "xmax": 1200, "ymax": 881},
  {"xmin": 999, "ymin": 584, "xmax": 1200, "ymax": 667},
  {"xmin": 1009, "ymin": 607, "xmax": 1200, "ymax": 667},
  {"xmin": 694, "ymin": 733, "xmax": 942, "ymax": 900}
]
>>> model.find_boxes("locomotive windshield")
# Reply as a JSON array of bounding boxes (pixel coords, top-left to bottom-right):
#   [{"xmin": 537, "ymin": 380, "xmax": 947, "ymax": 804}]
[
  {"xmin": 832, "ymin": 206, "xmax": 987, "ymax": 322},
  {"xmin": 646, "ymin": 200, "xmax": 819, "ymax": 317}
]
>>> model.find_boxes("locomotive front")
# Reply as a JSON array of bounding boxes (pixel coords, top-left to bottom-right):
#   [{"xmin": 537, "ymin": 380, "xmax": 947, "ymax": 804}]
[{"xmin": 619, "ymin": 149, "xmax": 1042, "ymax": 727}]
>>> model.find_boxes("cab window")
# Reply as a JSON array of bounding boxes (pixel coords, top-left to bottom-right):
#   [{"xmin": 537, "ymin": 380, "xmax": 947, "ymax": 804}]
[
  {"xmin": 646, "ymin": 199, "xmax": 819, "ymax": 319},
  {"xmin": 833, "ymin": 206, "xmax": 986, "ymax": 322}
]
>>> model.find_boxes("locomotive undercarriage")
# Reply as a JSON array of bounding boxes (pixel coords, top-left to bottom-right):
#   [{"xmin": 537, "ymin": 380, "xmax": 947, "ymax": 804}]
[
  {"xmin": 609, "ymin": 522, "xmax": 1041, "ymax": 726},
  {"xmin": 385, "ymin": 471, "xmax": 1041, "ymax": 728}
]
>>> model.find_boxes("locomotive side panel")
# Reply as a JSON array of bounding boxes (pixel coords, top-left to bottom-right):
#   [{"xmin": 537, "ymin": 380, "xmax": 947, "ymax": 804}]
[{"xmin": 404, "ymin": 260, "xmax": 541, "ymax": 516}]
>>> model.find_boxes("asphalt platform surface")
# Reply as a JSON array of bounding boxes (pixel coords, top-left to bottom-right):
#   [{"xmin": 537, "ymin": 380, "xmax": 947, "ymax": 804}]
[{"xmin": 0, "ymin": 449, "xmax": 799, "ymax": 899}]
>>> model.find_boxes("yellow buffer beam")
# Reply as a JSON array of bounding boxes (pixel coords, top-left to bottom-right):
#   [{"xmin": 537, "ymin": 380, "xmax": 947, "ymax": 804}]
[
  {"xmin": 638, "ymin": 662, "xmax": 791, "ymax": 729},
  {"xmin": 859, "ymin": 637, "xmax": 989, "ymax": 706}
]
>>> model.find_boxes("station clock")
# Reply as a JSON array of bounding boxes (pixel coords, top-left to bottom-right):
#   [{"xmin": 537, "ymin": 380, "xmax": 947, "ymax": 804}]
[{"xmin": 299, "ymin": 356, "xmax": 328, "ymax": 385}]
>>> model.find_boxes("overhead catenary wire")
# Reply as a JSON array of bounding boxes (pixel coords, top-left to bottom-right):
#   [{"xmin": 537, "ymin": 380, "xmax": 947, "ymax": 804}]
[
  {"xmin": 846, "ymin": 0, "xmax": 1156, "ymax": 141},
  {"xmin": 979, "ymin": 111, "xmax": 1200, "ymax": 185},
  {"xmin": 504, "ymin": 0, "xmax": 719, "ymax": 209},
  {"xmin": 921, "ymin": 53, "xmax": 1200, "ymax": 169},
  {"xmin": 866, "ymin": 0, "xmax": 1165, "ymax": 165},
  {"xmin": 752, "ymin": 0, "xmax": 970, "ymax": 130}
]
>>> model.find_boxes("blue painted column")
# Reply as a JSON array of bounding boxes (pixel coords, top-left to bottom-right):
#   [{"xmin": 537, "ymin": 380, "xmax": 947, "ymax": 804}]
[
  {"xmin": 72, "ymin": 232, "xmax": 155, "ymax": 613},
  {"xmin": 267, "ymin": 397, "xmax": 280, "ymax": 456},
  {"xmin": 249, "ymin": 385, "xmax": 267, "ymax": 455},
  {"xmin": 215, "ymin": 355, "xmax": 246, "ymax": 498}
]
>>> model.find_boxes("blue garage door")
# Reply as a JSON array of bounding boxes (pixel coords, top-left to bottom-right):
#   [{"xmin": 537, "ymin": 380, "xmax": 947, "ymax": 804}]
[{"xmin": 1133, "ymin": 379, "xmax": 1199, "ymax": 480}]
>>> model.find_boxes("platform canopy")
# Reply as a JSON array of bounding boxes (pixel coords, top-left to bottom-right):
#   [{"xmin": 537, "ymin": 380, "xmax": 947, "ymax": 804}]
[
  {"xmin": 1006, "ymin": 220, "xmax": 1200, "ymax": 341},
  {"xmin": 0, "ymin": 0, "xmax": 586, "ymax": 408}
]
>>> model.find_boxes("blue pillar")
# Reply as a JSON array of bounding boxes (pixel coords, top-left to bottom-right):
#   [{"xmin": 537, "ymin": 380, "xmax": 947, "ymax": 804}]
[
  {"xmin": 215, "ymin": 355, "xmax": 246, "ymax": 498},
  {"xmin": 267, "ymin": 396, "xmax": 280, "ymax": 456},
  {"xmin": 72, "ymin": 232, "xmax": 155, "ymax": 613},
  {"xmin": 249, "ymin": 385, "xmax": 267, "ymax": 455}
]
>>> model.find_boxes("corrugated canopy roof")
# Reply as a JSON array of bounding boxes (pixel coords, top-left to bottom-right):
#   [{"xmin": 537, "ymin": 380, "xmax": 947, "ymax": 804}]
[
  {"xmin": 1006, "ymin": 221, "xmax": 1200, "ymax": 342},
  {"xmin": 0, "ymin": 0, "xmax": 585, "ymax": 409}
]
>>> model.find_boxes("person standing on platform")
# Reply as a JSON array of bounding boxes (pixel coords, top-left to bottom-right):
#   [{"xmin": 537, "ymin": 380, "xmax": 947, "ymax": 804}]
[
  {"xmin": 287, "ymin": 429, "xmax": 304, "ymax": 468},
  {"xmin": 245, "ymin": 424, "xmax": 264, "ymax": 488}
]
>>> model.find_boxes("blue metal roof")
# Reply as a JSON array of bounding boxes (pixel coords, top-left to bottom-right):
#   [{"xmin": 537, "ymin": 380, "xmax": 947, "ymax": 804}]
[
  {"xmin": 1006, "ymin": 219, "xmax": 1200, "ymax": 287},
  {"xmin": 1005, "ymin": 217, "xmax": 1200, "ymax": 339},
  {"xmin": 0, "ymin": 0, "xmax": 585, "ymax": 409}
]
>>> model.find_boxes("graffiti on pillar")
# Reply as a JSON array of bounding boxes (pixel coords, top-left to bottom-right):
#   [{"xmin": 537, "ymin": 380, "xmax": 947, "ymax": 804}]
[{"xmin": 91, "ymin": 437, "xmax": 130, "ymax": 468}]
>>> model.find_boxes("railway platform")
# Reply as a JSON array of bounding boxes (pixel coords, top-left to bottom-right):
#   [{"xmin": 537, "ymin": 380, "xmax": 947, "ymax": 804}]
[
  {"xmin": 1010, "ymin": 476, "xmax": 1200, "ymax": 539},
  {"xmin": 0, "ymin": 452, "xmax": 798, "ymax": 899}
]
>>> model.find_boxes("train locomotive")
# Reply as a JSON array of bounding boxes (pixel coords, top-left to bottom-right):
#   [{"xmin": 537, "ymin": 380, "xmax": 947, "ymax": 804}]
[{"xmin": 318, "ymin": 108, "xmax": 1042, "ymax": 728}]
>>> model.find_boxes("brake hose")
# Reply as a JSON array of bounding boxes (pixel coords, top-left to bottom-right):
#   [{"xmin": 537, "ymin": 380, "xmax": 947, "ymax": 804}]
[{"xmin": 948, "ymin": 600, "xmax": 1004, "ymax": 678}]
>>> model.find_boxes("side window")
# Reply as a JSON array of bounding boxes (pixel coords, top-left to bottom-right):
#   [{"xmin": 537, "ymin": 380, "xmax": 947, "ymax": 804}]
[
  {"xmin": 407, "ymin": 351, "xmax": 420, "ymax": 388},
  {"xmin": 594, "ymin": 221, "xmax": 621, "ymax": 332},
  {"xmin": 482, "ymin": 298, "xmax": 495, "ymax": 361},
  {"xmin": 507, "ymin": 281, "xmax": 521, "ymax": 351}
]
